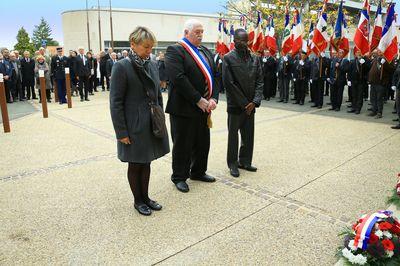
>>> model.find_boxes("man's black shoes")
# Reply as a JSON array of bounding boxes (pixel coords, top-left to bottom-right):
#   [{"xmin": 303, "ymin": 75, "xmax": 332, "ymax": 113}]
[
  {"xmin": 175, "ymin": 181, "xmax": 189, "ymax": 193},
  {"xmin": 230, "ymin": 167, "xmax": 240, "ymax": 178},
  {"xmin": 238, "ymin": 164, "xmax": 257, "ymax": 172},
  {"xmin": 190, "ymin": 174, "xmax": 216, "ymax": 182}
]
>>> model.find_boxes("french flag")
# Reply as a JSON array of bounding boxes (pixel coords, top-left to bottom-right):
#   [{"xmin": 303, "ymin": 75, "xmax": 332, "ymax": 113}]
[
  {"xmin": 378, "ymin": 3, "xmax": 398, "ymax": 63},
  {"xmin": 266, "ymin": 16, "xmax": 278, "ymax": 56},
  {"xmin": 370, "ymin": 0, "xmax": 382, "ymax": 53},
  {"xmin": 263, "ymin": 18, "xmax": 270, "ymax": 52},
  {"xmin": 354, "ymin": 0, "xmax": 370, "ymax": 55},
  {"xmin": 339, "ymin": 16, "xmax": 349, "ymax": 57},
  {"xmin": 333, "ymin": 0, "xmax": 345, "ymax": 51},
  {"xmin": 281, "ymin": 5, "xmax": 292, "ymax": 55},
  {"xmin": 312, "ymin": 0, "xmax": 329, "ymax": 55},
  {"xmin": 307, "ymin": 22, "xmax": 315, "ymax": 56},
  {"xmin": 216, "ymin": 19, "xmax": 229, "ymax": 56},
  {"xmin": 292, "ymin": 8, "xmax": 304, "ymax": 56},
  {"xmin": 229, "ymin": 24, "xmax": 235, "ymax": 51},
  {"xmin": 252, "ymin": 11, "xmax": 264, "ymax": 52}
]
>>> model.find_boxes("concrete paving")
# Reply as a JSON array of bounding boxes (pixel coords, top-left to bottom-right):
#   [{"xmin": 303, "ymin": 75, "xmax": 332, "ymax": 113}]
[{"xmin": 0, "ymin": 91, "xmax": 399, "ymax": 265}]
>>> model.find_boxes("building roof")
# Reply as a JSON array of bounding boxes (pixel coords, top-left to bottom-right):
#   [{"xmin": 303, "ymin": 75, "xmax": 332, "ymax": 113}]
[{"xmin": 62, "ymin": 7, "xmax": 220, "ymax": 19}]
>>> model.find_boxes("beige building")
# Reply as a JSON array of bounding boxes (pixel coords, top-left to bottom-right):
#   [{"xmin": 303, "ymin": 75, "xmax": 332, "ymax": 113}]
[{"xmin": 62, "ymin": 8, "xmax": 220, "ymax": 54}]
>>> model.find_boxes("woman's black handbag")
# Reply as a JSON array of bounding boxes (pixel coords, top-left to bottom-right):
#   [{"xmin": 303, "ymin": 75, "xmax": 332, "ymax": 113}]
[{"xmin": 148, "ymin": 102, "xmax": 167, "ymax": 138}]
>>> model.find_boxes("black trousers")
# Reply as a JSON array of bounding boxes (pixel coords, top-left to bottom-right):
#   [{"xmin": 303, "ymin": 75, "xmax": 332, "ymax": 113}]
[
  {"xmin": 396, "ymin": 88, "xmax": 400, "ymax": 119},
  {"xmin": 271, "ymin": 76, "xmax": 277, "ymax": 97},
  {"xmin": 11, "ymin": 79, "xmax": 23, "ymax": 100},
  {"xmin": 295, "ymin": 79, "xmax": 307, "ymax": 104},
  {"xmin": 100, "ymin": 70, "xmax": 109, "ymax": 90},
  {"xmin": 78, "ymin": 76, "xmax": 89, "ymax": 100},
  {"xmin": 4, "ymin": 81, "xmax": 12, "ymax": 102},
  {"xmin": 88, "ymin": 75, "xmax": 96, "ymax": 93},
  {"xmin": 227, "ymin": 112, "xmax": 255, "ymax": 168},
  {"xmin": 170, "ymin": 114, "xmax": 210, "ymax": 183},
  {"xmin": 280, "ymin": 76, "xmax": 290, "ymax": 102},
  {"xmin": 24, "ymin": 82, "xmax": 36, "ymax": 99},
  {"xmin": 310, "ymin": 80, "xmax": 317, "ymax": 102},
  {"xmin": 348, "ymin": 86, "xmax": 353, "ymax": 103},
  {"xmin": 351, "ymin": 82, "xmax": 364, "ymax": 112},
  {"xmin": 363, "ymin": 83, "xmax": 369, "ymax": 100},
  {"xmin": 325, "ymin": 81, "xmax": 330, "ymax": 96},
  {"xmin": 315, "ymin": 78, "xmax": 325, "ymax": 107},
  {"xmin": 370, "ymin": 84, "xmax": 386, "ymax": 114},
  {"xmin": 331, "ymin": 82, "xmax": 345, "ymax": 110}
]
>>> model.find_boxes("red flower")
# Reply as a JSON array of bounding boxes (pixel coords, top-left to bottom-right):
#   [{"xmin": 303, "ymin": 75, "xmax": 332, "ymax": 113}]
[
  {"xmin": 378, "ymin": 222, "xmax": 393, "ymax": 230},
  {"xmin": 368, "ymin": 233, "xmax": 379, "ymax": 244},
  {"xmin": 381, "ymin": 239, "xmax": 395, "ymax": 251},
  {"xmin": 390, "ymin": 225, "xmax": 400, "ymax": 235}
]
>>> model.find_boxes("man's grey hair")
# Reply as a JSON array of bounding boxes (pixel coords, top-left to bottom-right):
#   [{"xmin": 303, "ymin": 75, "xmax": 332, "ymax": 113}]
[
  {"xmin": 111, "ymin": 52, "xmax": 117, "ymax": 57},
  {"xmin": 183, "ymin": 19, "xmax": 203, "ymax": 33}
]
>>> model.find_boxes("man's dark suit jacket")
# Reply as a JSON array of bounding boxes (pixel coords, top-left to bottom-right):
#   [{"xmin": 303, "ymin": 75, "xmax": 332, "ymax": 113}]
[
  {"xmin": 106, "ymin": 59, "xmax": 116, "ymax": 78},
  {"xmin": 73, "ymin": 54, "xmax": 90, "ymax": 77},
  {"xmin": 164, "ymin": 44, "xmax": 219, "ymax": 117}
]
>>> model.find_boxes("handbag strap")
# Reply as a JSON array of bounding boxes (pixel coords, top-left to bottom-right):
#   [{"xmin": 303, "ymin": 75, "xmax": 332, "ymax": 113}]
[{"xmin": 126, "ymin": 56, "xmax": 157, "ymax": 105}]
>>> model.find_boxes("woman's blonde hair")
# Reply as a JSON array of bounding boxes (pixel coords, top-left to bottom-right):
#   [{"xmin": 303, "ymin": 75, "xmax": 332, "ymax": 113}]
[
  {"xmin": 36, "ymin": 55, "xmax": 45, "ymax": 61},
  {"xmin": 129, "ymin": 26, "xmax": 157, "ymax": 45}
]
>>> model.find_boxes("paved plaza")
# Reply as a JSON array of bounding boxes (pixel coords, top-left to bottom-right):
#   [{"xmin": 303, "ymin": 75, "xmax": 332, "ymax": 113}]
[{"xmin": 1, "ymin": 92, "xmax": 399, "ymax": 265}]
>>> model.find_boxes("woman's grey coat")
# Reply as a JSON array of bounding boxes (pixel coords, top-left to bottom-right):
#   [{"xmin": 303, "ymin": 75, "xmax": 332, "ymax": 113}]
[{"xmin": 109, "ymin": 57, "xmax": 170, "ymax": 163}]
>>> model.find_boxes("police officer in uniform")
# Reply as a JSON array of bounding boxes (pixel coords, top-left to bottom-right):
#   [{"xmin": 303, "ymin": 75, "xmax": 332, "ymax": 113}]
[
  {"xmin": 293, "ymin": 51, "xmax": 310, "ymax": 105},
  {"xmin": 51, "ymin": 47, "xmax": 69, "ymax": 104},
  {"xmin": 347, "ymin": 49, "xmax": 370, "ymax": 114}
]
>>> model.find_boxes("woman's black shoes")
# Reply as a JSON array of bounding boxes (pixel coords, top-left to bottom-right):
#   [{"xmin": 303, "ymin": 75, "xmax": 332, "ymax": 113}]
[
  {"xmin": 134, "ymin": 200, "xmax": 162, "ymax": 215},
  {"xmin": 146, "ymin": 200, "xmax": 162, "ymax": 211},
  {"xmin": 134, "ymin": 203, "xmax": 152, "ymax": 216}
]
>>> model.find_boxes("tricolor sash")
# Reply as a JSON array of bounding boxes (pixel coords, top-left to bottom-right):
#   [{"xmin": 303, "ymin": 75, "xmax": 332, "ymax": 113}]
[
  {"xmin": 353, "ymin": 210, "xmax": 392, "ymax": 250},
  {"xmin": 178, "ymin": 38, "xmax": 214, "ymax": 99}
]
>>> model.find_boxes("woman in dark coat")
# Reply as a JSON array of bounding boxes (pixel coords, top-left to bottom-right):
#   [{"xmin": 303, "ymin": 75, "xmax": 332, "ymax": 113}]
[{"xmin": 110, "ymin": 26, "xmax": 170, "ymax": 216}]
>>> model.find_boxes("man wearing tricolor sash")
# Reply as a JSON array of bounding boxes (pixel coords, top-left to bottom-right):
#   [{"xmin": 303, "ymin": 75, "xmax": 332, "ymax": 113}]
[
  {"xmin": 222, "ymin": 29, "xmax": 263, "ymax": 178},
  {"xmin": 165, "ymin": 19, "xmax": 219, "ymax": 193}
]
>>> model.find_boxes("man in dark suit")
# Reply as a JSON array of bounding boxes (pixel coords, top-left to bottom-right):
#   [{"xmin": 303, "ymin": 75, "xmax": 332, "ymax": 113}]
[
  {"xmin": 293, "ymin": 51, "xmax": 310, "ymax": 105},
  {"xmin": 328, "ymin": 49, "xmax": 350, "ymax": 111},
  {"xmin": 0, "ymin": 50, "xmax": 14, "ymax": 103},
  {"xmin": 347, "ymin": 49, "xmax": 371, "ymax": 114},
  {"xmin": 277, "ymin": 53, "xmax": 293, "ymax": 103},
  {"xmin": 310, "ymin": 52, "xmax": 330, "ymax": 108},
  {"xmin": 74, "ymin": 47, "xmax": 91, "ymax": 101},
  {"xmin": 368, "ymin": 49, "xmax": 395, "ymax": 119},
  {"xmin": 100, "ymin": 48, "xmax": 112, "ymax": 91},
  {"xmin": 262, "ymin": 49, "xmax": 277, "ymax": 101},
  {"xmin": 222, "ymin": 29, "xmax": 263, "ymax": 178},
  {"xmin": 51, "ymin": 47, "xmax": 69, "ymax": 104},
  {"xmin": 106, "ymin": 52, "xmax": 117, "ymax": 80},
  {"xmin": 20, "ymin": 51, "xmax": 36, "ymax": 100},
  {"xmin": 9, "ymin": 51, "xmax": 23, "ymax": 101},
  {"xmin": 165, "ymin": 19, "xmax": 219, "ymax": 193}
]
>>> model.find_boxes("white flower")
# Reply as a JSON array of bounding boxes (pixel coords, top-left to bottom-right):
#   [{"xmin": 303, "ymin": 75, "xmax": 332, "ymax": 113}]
[
  {"xmin": 383, "ymin": 231, "xmax": 392, "ymax": 239},
  {"xmin": 386, "ymin": 250, "xmax": 394, "ymax": 258},
  {"xmin": 353, "ymin": 254, "xmax": 367, "ymax": 265},
  {"xmin": 348, "ymin": 240, "xmax": 358, "ymax": 251},
  {"xmin": 375, "ymin": 230, "xmax": 383, "ymax": 238},
  {"xmin": 342, "ymin": 248, "xmax": 353, "ymax": 260}
]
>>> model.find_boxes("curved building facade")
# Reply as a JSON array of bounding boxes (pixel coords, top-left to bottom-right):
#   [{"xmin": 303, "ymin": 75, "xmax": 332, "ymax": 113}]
[{"xmin": 62, "ymin": 8, "xmax": 220, "ymax": 54}]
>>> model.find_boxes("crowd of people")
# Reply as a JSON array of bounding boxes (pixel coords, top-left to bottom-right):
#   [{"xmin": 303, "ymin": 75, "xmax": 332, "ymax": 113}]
[{"xmin": 0, "ymin": 46, "xmax": 168, "ymax": 104}]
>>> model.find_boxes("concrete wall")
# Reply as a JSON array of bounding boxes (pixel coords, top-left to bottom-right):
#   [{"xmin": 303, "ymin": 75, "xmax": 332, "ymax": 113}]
[{"xmin": 62, "ymin": 8, "xmax": 220, "ymax": 54}]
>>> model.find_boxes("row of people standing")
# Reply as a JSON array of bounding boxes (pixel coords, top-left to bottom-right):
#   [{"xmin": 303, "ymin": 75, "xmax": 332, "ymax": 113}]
[{"xmin": 260, "ymin": 49, "xmax": 396, "ymax": 120}]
